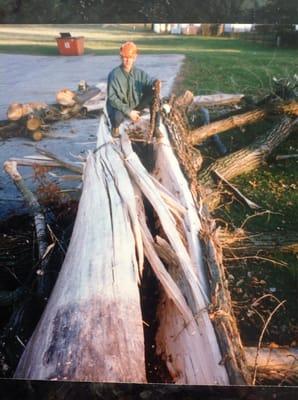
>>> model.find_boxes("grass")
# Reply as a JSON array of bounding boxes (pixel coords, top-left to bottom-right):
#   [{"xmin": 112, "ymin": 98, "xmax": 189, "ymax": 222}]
[
  {"xmin": 1, "ymin": 24, "xmax": 297, "ymax": 347},
  {"xmin": 0, "ymin": 24, "xmax": 297, "ymax": 96}
]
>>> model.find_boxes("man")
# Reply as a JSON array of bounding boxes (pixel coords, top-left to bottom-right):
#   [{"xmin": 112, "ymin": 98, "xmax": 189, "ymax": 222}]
[{"xmin": 107, "ymin": 41, "xmax": 156, "ymax": 138}]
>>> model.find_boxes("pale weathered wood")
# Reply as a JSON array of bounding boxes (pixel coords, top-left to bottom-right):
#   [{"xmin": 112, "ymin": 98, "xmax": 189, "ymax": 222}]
[
  {"xmin": 150, "ymin": 121, "xmax": 230, "ymax": 385},
  {"xmin": 276, "ymin": 154, "xmax": 298, "ymax": 160},
  {"xmin": 193, "ymin": 93, "xmax": 244, "ymax": 107},
  {"xmin": 3, "ymin": 160, "xmax": 49, "ymax": 297},
  {"xmin": 213, "ymin": 169, "xmax": 261, "ymax": 210},
  {"xmin": 35, "ymin": 147, "xmax": 83, "ymax": 174},
  {"xmin": 14, "ymin": 140, "xmax": 146, "ymax": 381}
]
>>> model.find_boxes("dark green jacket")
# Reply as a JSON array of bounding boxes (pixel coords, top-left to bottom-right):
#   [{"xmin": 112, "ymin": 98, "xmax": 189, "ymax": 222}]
[{"xmin": 107, "ymin": 65, "xmax": 154, "ymax": 116}]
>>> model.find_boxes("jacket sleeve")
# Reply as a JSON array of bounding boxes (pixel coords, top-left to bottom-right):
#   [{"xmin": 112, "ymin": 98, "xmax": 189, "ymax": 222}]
[{"xmin": 107, "ymin": 74, "xmax": 131, "ymax": 116}]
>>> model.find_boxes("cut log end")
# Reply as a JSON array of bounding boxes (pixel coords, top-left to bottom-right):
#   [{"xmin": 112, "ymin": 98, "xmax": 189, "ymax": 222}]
[
  {"xmin": 7, "ymin": 103, "xmax": 23, "ymax": 121},
  {"xmin": 56, "ymin": 89, "xmax": 76, "ymax": 106},
  {"xmin": 3, "ymin": 160, "xmax": 22, "ymax": 182},
  {"xmin": 31, "ymin": 130, "xmax": 43, "ymax": 141},
  {"xmin": 26, "ymin": 116, "xmax": 42, "ymax": 131}
]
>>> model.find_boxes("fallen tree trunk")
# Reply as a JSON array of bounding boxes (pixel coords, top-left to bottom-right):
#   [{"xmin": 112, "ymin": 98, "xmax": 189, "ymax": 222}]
[
  {"xmin": 199, "ymin": 117, "xmax": 297, "ymax": 187},
  {"xmin": 3, "ymin": 161, "xmax": 49, "ymax": 298},
  {"xmin": 150, "ymin": 110, "xmax": 252, "ymax": 384},
  {"xmin": 190, "ymin": 101, "xmax": 298, "ymax": 145},
  {"xmin": 244, "ymin": 347, "xmax": 298, "ymax": 384},
  {"xmin": 149, "ymin": 122, "xmax": 233, "ymax": 384},
  {"xmin": 219, "ymin": 228, "xmax": 298, "ymax": 256},
  {"xmin": 192, "ymin": 93, "xmax": 245, "ymax": 107},
  {"xmin": 14, "ymin": 143, "xmax": 146, "ymax": 381}
]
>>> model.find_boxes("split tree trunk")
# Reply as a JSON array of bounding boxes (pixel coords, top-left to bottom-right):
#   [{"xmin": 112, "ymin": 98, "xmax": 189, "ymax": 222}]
[
  {"xmin": 150, "ymin": 122, "xmax": 230, "ymax": 385},
  {"xmin": 14, "ymin": 120, "xmax": 146, "ymax": 382},
  {"xmin": 151, "ymin": 116, "xmax": 252, "ymax": 384}
]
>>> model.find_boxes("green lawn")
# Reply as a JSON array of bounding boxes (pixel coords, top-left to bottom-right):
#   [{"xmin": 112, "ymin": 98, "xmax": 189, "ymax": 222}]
[
  {"xmin": 1, "ymin": 24, "xmax": 297, "ymax": 347},
  {"xmin": 0, "ymin": 24, "xmax": 297, "ymax": 97}
]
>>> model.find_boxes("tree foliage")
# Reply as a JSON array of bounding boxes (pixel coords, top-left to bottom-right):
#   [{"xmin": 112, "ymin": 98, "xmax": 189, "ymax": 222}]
[{"xmin": 0, "ymin": 0, "xmax": 296, "ymax": 23}]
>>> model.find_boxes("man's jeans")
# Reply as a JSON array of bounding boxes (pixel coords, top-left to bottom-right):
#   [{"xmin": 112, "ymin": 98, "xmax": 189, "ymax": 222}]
[{"xmin": 107, "ymin": 88, "xmax": 153, "ymax": 129}]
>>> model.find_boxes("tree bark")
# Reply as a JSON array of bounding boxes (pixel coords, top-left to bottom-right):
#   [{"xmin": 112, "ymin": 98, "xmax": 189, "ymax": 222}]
[
  {"xmin": 199, "ymin": 117, "xmax": 297, "ymax": 186},
  {"xmin": 244, "ymin": 347, "xmax": 298, "ymax": 384},
  {"xmin": 219, "ymin": 229, "xmax": 298, "ymax": 256},
  {"xmin": 150, "ymin": 122, "xmax": 231, "ymax": 384},
  {"xmin": 190, "ymin": 101, "xmax": 298, "ymax": 145},
  {"xmin": 0, "ymin": 122, "xmax": 25, "ymax": 138},
  {"xmin": 200, "ymin": 218, "xmax": 253, "ymax": 385}
]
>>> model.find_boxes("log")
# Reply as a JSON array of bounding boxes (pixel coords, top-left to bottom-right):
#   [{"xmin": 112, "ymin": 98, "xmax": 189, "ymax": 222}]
[
  {"xmin": 26, "ymin": 114, "xmax": 42, "ymax": 132},
  {"xmin": 152, "ymin": 118, "xmax": 251, "ymax": 384},
  {"xmin": 31, "ymin": 130, "xmax": 43, "ymax": 141},
  {"xmin": 56, "ymin": 86, "xmax": 103, "ymax": 110},
  {"xmin": 9, "ymin": 157, "xmax": 69, "ymax": 169},
  {"xmin": 193, "ymin": 93, "xmax": 245, "ymax": 107},
  {"xmin": 190, "ymin": 101, "xmax": 298, "ymax": 145},
  {"xmin": 56, "ymin": 89, "xmax": 76, "ymax": 106},
  {"xmin": 3, "ymin": 161, "xmax": 49, "ymax": 298},
  {"xmin": 244, "ymin": 347, "xmax": 298, "ymax": 384},
  {"xmin": 14, "ymin": 141, "xmax": 146, "ymax": 381},
  {"xmin": 7, "ymin": 102, "xmax": 48, "ymax": 121},
  {"xmin": 0, "ymin": 122, "xmax": 25, "ymax": 139},
  {"xmin": 149, "ymin": 121, "xmax": 230, "ymax": 384},
  {"xmin": 276, "ymin": 154, "xmax": 298, "ymax": 160},
  {"xmin": 175, "ymin": 90, "xmax": 194, "ymax": 108},
  {"xmin": 35, "ymin": 147, "xmax": 83, "ymax": 174},
  {"xmin": 219, "ymin": 228, "xmax": 298, "ymax": 256},
  {"xmin": 199, "ymin": 117, "xmax": 297, "ymax": 187}
]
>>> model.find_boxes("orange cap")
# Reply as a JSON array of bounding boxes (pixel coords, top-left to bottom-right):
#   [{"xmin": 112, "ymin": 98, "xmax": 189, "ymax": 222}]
[{"xmin": 120, "ymin": 41, "xmax": 138, "ymax": 57}]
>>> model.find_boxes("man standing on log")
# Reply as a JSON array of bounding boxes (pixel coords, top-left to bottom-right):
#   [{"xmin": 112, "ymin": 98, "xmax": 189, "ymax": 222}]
[{"xmin": 107, "ymin": 41, "xmax": 157, "ymax": 138}]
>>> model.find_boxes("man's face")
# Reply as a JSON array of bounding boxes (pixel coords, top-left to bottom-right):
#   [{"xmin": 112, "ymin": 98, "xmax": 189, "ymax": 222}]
[{"xmin": 121, "ymin": 54, "xmax": 137, "ymax": 73}]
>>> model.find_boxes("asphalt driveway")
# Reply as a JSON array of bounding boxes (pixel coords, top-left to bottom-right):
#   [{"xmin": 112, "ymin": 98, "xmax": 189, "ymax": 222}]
[{"xmin": 0, "ymin": 54, "xmax": 184, "ymax": 219}]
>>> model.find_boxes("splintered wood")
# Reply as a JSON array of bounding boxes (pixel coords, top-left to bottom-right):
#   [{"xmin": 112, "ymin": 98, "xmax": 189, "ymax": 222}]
[
  {"xmin": 14, "ymin": 119, "xmax": 146, "ymax": 382},
  {"xmin": 14, "ymin": 113, "xmax": 234, "ymax": 384}
]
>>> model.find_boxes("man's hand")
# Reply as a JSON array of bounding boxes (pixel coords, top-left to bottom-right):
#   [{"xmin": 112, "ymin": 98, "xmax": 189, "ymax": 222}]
[
  {"xmin": 129, "ymin": 110, "xmax": 140, "ymax": 122},
  {"xmin": 154, "ymin": 79, "xmax": 162, "ymax": 91}
]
